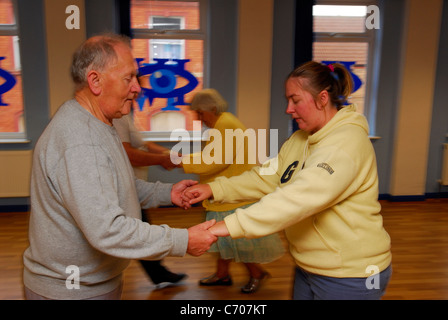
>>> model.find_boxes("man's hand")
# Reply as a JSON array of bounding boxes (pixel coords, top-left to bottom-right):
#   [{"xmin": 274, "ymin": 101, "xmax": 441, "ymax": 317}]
[
  {"xmin": 187, "ymin": 219, "xmax": 218, "ymax": 256},
  {"xmin": 171, "ymin": 180, "xmax": 198, "ymax": 209}
]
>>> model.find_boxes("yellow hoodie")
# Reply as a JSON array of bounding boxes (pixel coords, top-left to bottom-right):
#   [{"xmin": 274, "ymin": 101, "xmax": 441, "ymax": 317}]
[{"xmin": 209, "ymin": 105, "xmax": 392, "ymax": 278}]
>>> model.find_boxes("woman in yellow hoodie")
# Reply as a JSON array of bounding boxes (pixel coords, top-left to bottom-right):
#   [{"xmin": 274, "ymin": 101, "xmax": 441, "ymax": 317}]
[
  {"xmin": 182, "ymin": 89, "xmax": 285, "ymax": 294},
  {"xmin": 183, "ymin": 62, "xmax": 392, "ymax": 300}
]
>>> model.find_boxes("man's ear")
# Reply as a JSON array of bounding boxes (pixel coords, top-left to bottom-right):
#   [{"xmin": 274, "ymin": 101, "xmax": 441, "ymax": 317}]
[{"xmin": 87, "ymin": 70, "xmax": 102, "ymax": 95}]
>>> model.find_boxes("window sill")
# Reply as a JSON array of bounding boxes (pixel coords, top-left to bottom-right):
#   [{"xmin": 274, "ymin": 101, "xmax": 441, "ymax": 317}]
[
  {"xmin": 141, "ymin": 131, "xmax": 205, "ymax": 142},
  {"xmin": 0, "ymin": 139, "xmax": 31, "ymax": 144},
  {"xmin": 142, "ymin": 132, "xmax": 382, "ymax": 142}
]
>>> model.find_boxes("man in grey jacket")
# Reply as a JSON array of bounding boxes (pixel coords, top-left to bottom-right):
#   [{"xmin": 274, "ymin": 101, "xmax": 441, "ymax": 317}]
[{"xmin": 22, "ymin": 34, "xmax": 217, "ymax": 300}]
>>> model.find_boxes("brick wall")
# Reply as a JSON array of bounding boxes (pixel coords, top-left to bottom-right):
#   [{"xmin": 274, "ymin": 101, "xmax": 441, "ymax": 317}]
[{"xmin": 0, "ymin": 0, "xmax": 24, "ymax": 133}]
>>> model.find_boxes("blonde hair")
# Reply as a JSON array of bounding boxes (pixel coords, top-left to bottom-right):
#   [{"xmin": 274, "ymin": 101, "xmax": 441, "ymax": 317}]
[{"xmin": 190, "ymin": 89, "xmax": 228, "ymax": 114}]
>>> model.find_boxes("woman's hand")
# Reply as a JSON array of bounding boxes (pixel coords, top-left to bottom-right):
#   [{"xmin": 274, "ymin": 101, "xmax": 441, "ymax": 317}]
[
  {"xmin": 182, "ymin": 184, "xmax": 213, "ymax": 206},
  {"xmin": 208, "ymin": 220, "xmax": 230, "ymax": 237}
]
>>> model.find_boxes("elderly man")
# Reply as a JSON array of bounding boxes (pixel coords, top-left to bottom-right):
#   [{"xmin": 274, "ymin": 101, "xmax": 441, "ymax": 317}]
[{"xmin": 22, "ymin": 34, "xmax": 217, "ymax": 300}]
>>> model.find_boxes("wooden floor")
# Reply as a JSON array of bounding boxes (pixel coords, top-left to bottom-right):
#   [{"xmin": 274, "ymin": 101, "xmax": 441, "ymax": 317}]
[{"xmin": 1, "ymin": 198, "xmax": 448, "ymax": 300}]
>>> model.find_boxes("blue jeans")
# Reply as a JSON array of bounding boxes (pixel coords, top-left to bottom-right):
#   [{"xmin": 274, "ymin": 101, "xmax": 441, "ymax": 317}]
[{"xmin": 293, "ymin": 265, "xmax": 392, "ymax": 300}]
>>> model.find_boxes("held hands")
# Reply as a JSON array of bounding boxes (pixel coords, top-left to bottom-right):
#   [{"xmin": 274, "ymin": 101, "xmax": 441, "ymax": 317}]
[
  {"xmin": 160, "ymin": 153, "xmax": 182, "ymax": 170},
  {"xmin": 171, "ymin": 180, "xmax": 198, "ymax": 209},
  {"xmin": 172, "ymin": 183, "xmax": 230, "ymax": 256},
  {"xmin": 208, "ymin": 220, "xmax": 230, "ymax": 237},
  {"xmin": 181, "ymin": 184, "xmax": 230, "ymax": 238},
  {"xmin": 186, "ymin": 220, "xmax": 230, "ymax": 256},
  {"xmin": 181, "ymin": 184, "xmax": 213, "ymax": 207},
  {"xmin": 171, "ymin": 181, "xmax": 214, "ymax": 209},
  {"xmin": 187, "ymin": 219, "xmax": 218, "ymax": 256}
]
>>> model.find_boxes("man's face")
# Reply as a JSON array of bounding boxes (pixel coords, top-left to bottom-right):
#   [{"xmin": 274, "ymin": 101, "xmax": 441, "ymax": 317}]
[{"xmin": 98, "ymin": 44, "xmax": 141, "ymax": 123}]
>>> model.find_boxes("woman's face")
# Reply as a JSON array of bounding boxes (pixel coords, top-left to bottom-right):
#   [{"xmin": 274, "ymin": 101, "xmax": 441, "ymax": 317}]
[
  {"xmin": 196, "ymin": 109, "xmax": 217, "ymax": 128},
  {"xmin": 285, "ymin": 77, "xmax": 327, "ymax": 134}
]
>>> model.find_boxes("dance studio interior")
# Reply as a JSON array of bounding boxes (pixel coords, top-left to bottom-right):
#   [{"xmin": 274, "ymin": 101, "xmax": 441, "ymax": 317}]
[{"xmin": 0, "ymin": 0, "xmax": 447, "ymax": 301}]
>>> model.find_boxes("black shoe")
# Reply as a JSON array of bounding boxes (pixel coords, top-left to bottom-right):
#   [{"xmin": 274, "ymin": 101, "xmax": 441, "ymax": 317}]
[
  {"xmin": 199, "ymin": 274, "xmax": 233, "ymax": 286},
  {"xmin": 152, "ymin": 271, "xmax": 187, "ymax": 285},
  {"xmin": 241, "ymin": 272, "xmax": 270, "ymax": 294}
]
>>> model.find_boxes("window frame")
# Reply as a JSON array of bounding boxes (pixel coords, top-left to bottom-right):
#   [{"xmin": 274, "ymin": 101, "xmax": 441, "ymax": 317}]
[
  {"xmin": 149, "ymin": 16, "xmax": 186, "ymax": 61},
  {"xmin": 132, "ymin": 0, "xmax": 207, "ymax": 38},
  {"xmin": 130, "ymin": 0, "xmax": 209, "ymax": 141},
  {"xmin": 0, "ymin": 0, "xmax": 27, "ymax": 142},
  {"xmin": 313, "ymin": 0, "xmax": 380, "ymax": 134}
]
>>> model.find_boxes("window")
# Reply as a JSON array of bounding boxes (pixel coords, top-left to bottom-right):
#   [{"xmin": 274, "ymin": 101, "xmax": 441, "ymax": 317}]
[
  {"xmin": 130, "ymin": 0, "xmax": 207, "ymax": 140},
  {"xmin": 150, "ymin": 17, "xmax": 185, "ymax": 60},
  {"xmin": 0, "ymin": 0, "xmax": 25, "ymax": 141},
  {"xmin": 313, "ymin": 1, "xmax": 379, "ymax": 121}
]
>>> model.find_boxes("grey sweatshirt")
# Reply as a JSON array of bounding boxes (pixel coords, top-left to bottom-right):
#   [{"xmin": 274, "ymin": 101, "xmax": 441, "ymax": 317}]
[{"xmin": 23, "ymin": 99, "xmax": 188, "ymax": 299}]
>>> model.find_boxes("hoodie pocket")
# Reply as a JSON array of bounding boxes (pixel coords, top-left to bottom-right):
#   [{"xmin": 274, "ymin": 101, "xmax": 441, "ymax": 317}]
[{"xmin": 312, "ymin": 216, "xmax": 341, "ymax": 255}]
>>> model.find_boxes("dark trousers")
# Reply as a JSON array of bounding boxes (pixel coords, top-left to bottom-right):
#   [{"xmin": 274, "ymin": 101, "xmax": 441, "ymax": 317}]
[{"xmin": 140, "ymin": 210, "xmax": 169, "ymax": 282}]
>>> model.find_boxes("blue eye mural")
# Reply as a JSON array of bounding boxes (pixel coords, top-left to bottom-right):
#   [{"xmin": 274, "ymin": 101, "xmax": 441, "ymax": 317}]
[
  {"xmin": 135, "ymin": 58, "xmax": 199, "ymax": 112},
  {"xmin": 0, "ymin": 57, "xmax": 17, "ymax": 107}
]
